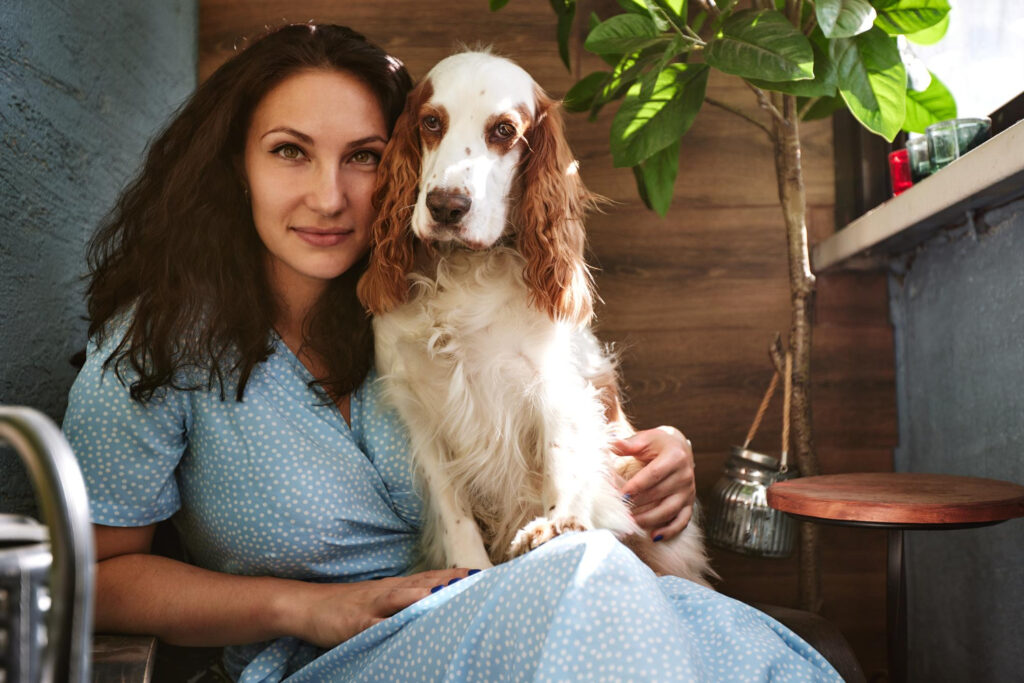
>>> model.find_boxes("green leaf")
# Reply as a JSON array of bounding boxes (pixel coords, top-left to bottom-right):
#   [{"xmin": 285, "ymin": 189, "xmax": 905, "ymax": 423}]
[
  {"xmin": 903, "ymin": 70, "xmax": 956, "ymax": 133},
  {"xmin": 564, "ymin": 71, "xmax": 613, "ymax": 112},
  {"xmin": 832, "ymin": 26, "xmax": 907, "ymax": 140},
  {"xmin": 748, "ymin": 30, "xmax": 837, "ymax": 98},
  {"xmin": 632, "ymin": 140, "xmax": 680, "ymax": 216},
  {"xmin": 616, "ymin": 0, "xmax": 649, "ymax": 13},
  {"xmin": 816, "ymin": 0, "xmax": 876, "ymax": 38},
  {"xmin": 551, "ymin": 0, "xmax": 577, "ymax": 69},
  {"xmin": 490, "ymin": 0, "xmax": 511, "ymax": 10},
  {"xmin": 585, "ymin": 14, "xmax": 663, "ymax": 55},
  {"xmin": 588, "ymin": 46, "xmax": 668, "ymax": 118},
  {"xmin": 610, "ymin": 63, "xmax": 708, "ymax": 167},
  {"xmin": 640, "ymin": 35, "xmax": 688, "ymax": 99},
  {"xmin": 704, "ymin": 10, "xmax": 815, "ymax": 82},
  {"xmin": 906, "ymin": 12, "xmax": 949, "ymax": 45},
  {"xmin": 872, "ymin": 0, "xmax": 950, "ymax": 36},
  {"xmin": 799, "ymin": 95, "xmax": 847, "ymax": 120}
]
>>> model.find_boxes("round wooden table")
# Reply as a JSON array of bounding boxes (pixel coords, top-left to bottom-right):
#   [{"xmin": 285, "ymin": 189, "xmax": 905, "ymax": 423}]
[{"xmin": 767, "ymin": 472, "xmax": 1024, "ymax": 683}]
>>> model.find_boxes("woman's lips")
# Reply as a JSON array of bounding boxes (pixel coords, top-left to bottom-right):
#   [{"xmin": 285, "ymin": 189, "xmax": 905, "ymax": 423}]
[{"xmin": 291, "ymin": 227, "xmax": 353, "ymax": 247}]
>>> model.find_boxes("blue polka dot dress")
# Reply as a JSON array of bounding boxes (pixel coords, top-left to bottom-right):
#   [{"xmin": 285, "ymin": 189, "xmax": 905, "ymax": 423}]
[{"xmin": 64, "ymin": 330, "xmax": 841, "ymax": 682}]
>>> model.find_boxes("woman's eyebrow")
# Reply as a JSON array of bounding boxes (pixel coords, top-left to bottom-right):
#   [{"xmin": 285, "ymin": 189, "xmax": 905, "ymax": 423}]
[
  {"xmin": 347, "ymin": 135, "xmax": 388, "ymax": 148},
  {"xmin": 261, "ymin": 127, "xmax": 313, "ymax": 143}
]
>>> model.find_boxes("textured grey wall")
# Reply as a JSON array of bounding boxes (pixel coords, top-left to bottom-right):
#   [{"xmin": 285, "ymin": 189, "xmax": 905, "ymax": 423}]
[
  {"xmin": 1, "ymin": 1, "xmax": 197, "ymax": 515},
  {"xmin": 889, "ymin": 198, "xmax": 1024, "ymax": 682}
]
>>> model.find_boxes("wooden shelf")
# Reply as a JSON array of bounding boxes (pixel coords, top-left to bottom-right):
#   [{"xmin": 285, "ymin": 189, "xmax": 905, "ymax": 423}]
[{"xmin": 813, "ymin": 118, "xmax": 1024, "ymax": 272}]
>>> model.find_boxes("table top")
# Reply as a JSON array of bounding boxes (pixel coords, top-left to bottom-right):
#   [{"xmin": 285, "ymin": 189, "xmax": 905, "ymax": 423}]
[{"xmin": 767, "ymin": 472, "xmax": 1024, "ymax": 527}]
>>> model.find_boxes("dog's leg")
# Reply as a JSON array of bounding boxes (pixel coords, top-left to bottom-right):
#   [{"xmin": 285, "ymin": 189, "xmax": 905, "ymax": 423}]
[{"xmin": 417, "ymin": 443, "xmax": 494, "ymax": 570}]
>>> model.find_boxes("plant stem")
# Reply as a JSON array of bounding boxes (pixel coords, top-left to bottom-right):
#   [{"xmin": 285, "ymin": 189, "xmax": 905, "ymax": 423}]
[
  {"xmin": 746, "ymin": 82, "xmax": 789, "ymax": 128},
  {"xmin": 771, "ymin": 91, "xmax": 822, "ymax": 614},
  {"xmin": 705, "ymin": 97, "xmax": 774, "ymax": 140}
]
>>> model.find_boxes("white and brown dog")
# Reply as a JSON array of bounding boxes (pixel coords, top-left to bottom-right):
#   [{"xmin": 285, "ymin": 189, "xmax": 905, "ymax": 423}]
[{"xmin": 358, "ymin": 51, "xmax": 712, "ymax": 585}]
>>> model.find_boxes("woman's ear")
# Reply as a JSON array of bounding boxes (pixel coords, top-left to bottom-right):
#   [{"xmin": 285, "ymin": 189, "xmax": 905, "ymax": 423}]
[
  {"xmin": 357, "ymin": 81, "xmax": 433, "ymax": 314},
  {"xmin": 512, "ymin": 87, "xmax": 595, "ymax": 325}
]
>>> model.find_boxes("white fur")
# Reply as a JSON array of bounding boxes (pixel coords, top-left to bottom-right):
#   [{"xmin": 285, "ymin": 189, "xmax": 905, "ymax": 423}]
[{"xmin": 372, "ymin": 52, "xmax": 712, "ymax": 585}]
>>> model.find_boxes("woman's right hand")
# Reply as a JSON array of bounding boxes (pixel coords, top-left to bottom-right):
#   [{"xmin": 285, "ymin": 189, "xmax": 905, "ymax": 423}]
[{"xmin": 285, "ymin": 568, "xmax": 474, "ymax": 648}]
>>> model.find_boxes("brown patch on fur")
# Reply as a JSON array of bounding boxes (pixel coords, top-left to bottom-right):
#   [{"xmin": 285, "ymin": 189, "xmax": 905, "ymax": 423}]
[
  {"xmin": 507, "ymin": 516, "xmax": 587, "ymax": 560},
  {"xmin": 512, "ymin": 86, "xmax": 598, "ymax": 325},
  {"xmin": 357, "ymin": 79, "xmax": 434, "ymax": 314}
]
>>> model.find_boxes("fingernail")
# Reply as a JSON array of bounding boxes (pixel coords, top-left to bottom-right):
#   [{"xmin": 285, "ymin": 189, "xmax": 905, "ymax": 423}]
[
  {"xmin": 653, "ymin": 534, "xmax": 664, "ymax": 542},
  {"xmin": 467, "ymin": 569, "xmax": 482, "ymax": 575},
  {"xmin": 622, "ymin": 493, "xmax": 632, "ymax": 503},
  {"xmin": 431, "ymin": 584, "xmax": 445, "ymax": 593},
  {"xmin": 447, "ymin": 577, "xmax": 462, "ymax": 585}
]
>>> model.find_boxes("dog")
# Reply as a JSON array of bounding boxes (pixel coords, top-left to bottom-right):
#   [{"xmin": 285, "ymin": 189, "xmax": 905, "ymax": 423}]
[{"xmin": 357, "ymin": 51, "xmax": 712, "ymax": 586}]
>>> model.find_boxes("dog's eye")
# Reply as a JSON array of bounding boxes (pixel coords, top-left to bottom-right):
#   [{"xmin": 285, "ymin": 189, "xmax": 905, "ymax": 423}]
[
  {"xmin": 422, "ymin": 115, "xmax": 442, "ymax": 132},
  {"xmin": 494, "ymin": 122, "xmax": 517, "ymax": 140}
]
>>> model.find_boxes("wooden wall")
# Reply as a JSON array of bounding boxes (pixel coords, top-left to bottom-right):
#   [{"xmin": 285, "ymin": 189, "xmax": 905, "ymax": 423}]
[{"xmin": 201, "ymin": 0, "xmax": 896, "ymax": 677}]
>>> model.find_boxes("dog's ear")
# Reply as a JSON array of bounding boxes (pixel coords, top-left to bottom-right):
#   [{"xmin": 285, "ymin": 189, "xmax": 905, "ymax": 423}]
[
  {"xmin": 357, "ymin": 81, "xmax": 433, "ymax": 315},
  {"xmin": 513, "ymin": 87, "xmax": 595, "ymax": 325}
]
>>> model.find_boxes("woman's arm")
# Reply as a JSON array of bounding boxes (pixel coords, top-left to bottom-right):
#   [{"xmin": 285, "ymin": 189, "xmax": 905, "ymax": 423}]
[{"xmin": 94, "ymin": 524, "xmax": 469, "ymax": 648}]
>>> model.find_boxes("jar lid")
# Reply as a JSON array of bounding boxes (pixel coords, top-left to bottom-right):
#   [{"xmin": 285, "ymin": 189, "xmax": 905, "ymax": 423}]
[
  {"xmin": 726, "ymin": 447, "xmax": 798, "ymax": 483},
  {"xmin": 730, "ymin": 446, "xmax": 782, "ymax": 469}
]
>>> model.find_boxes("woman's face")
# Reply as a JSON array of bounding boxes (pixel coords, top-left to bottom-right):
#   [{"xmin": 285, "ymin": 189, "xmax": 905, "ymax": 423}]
[{"xmin": 244, "ymin": 68, "xmax": 388, "ymax": 298}]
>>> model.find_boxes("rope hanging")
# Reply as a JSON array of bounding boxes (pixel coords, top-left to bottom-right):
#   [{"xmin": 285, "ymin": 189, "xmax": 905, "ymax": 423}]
[{"xmin": 741, "ymin": 351, "xmax": 794, "ymax": 473}]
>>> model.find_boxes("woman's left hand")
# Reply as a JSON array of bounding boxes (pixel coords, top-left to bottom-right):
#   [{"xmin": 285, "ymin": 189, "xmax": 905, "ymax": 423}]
[{"xmin": 612, "ymin": 426, "xmax": 696, "ymax": 542}]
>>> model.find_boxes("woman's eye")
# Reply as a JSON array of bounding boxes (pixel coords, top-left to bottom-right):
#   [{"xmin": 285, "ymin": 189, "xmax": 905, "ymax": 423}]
[
  {"xmin": 422, "ymin": 115, "xmax": 441, "ymax": 132},
  {"xmin": 272, "ymin": 144, "xmax": 305, "ymax": 161},
  {"xmin": 351, "ymin": 150, "xmax": 381, "ymax": 165},
  {"xmin": 494, "ymin": 122, "xmax": 516, "ymax": 140}
]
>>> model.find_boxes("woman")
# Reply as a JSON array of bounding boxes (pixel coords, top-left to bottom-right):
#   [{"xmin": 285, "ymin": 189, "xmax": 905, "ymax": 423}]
[{"xmin": 63, "ymin": 23, "xmax": 839, "ymax": 682}]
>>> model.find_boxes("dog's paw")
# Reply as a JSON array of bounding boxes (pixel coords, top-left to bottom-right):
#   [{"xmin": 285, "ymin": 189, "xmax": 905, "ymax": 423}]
[{"xmin": 508, "ymin": 516, "xmax": 587, "ymax": 559}]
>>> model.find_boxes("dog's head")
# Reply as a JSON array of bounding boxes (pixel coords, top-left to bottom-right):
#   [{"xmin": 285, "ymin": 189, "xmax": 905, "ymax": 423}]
[{"xmin": 358, "ymin": 50, "xmax": 594, "ymax": 323}]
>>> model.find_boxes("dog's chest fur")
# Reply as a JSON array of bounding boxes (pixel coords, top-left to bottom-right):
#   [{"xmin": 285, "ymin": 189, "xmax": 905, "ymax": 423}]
[{"xmin": 372, "ymin": 248, "xmax": 612, "ymax": 561}]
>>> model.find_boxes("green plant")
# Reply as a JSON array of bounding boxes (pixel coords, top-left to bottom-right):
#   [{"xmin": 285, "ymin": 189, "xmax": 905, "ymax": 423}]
[{"xmin": 492, "ymin": 0, "xmax": 955, "ymax": 611}]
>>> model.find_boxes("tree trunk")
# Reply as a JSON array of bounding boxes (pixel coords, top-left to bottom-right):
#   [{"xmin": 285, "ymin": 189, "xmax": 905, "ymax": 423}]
[{"xmin": 771, "ymin": 88, "xmax": 822, "ymax": 613}]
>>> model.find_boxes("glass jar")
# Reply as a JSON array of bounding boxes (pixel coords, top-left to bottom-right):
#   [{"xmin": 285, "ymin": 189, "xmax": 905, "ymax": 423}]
[{"xmin": 705, "ymin": 447, "xmax": 799, "ymax": 558}]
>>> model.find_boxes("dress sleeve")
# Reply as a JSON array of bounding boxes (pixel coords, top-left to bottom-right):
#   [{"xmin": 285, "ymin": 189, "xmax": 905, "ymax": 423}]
[{"xmin": 63, "ymin": 330, "xmax": 191, "ymax": 527}]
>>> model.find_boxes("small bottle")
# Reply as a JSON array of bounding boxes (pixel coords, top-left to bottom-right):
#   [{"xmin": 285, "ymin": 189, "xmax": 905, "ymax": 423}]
[{"xmin": 888, "ymin": 148, "xmax": 913, "ymax": 196}]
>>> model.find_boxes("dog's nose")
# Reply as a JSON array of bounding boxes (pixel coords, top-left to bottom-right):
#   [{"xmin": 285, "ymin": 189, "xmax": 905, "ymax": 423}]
[{"xmin": 426, "ymin": 190, "xmax": 472, "ymax": 225}]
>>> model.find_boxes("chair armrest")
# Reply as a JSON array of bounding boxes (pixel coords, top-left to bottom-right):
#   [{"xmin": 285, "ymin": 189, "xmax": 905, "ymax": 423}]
[
  {"xmin": 91, "ymin": 634, "xmax": 157, "ymax": 683},
  {"xmin": 751, "ymin": 603, "xmax": 866, "ymax": 683}
]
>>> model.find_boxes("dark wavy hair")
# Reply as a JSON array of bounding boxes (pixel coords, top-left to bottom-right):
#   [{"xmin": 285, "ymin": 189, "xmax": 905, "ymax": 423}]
[{"xmin": 86, "ymin": 24, "xmax": 413, "ymax": 402}]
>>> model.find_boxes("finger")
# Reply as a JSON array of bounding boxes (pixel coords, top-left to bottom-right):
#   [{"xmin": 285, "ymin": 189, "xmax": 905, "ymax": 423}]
[
  {"xmin": 610, "ymin": 433, "xmax": 652, "ymax": 458},
  {"xmin": 376, "ymin": 586, "xmax": 439, "ymax": 615},
  {"xmin": 620, "ymin": 451, "xmax": 684, "ymax": 499},
  {"xmin": 650, "ymin": 504, "xmax": 695, "ymax": 542},
  {"xmin": 632, "ymin": 492, "xmax": 687, "ymax": 532},
  {"xmin": 405, "ymin": 568, "xmax": 475, "ymax": 586},
  {"xmin": 626, "ymin": 471, "xmax": 686, "ymax": 510}
]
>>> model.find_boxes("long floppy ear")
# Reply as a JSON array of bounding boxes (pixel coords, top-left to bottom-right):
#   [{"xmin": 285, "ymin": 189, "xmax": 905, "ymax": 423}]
[
  {"xmin": 357, "ymin": 81, "xmax": 432, "ymax": 315},
  {"xmin": 513, "ymin": 86, "xmax": 596, "ymax": 325}
]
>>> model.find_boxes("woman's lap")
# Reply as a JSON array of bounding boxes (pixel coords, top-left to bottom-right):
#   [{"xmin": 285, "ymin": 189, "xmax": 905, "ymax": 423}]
[{"xmin": 235, "ymin": 531, "xmax": 841, "ymax": 682}]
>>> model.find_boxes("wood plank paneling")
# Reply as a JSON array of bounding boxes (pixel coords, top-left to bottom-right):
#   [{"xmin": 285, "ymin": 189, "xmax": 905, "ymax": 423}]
[{"xmin": 200, "ymin": 0, "xmax": 895, "ymax": 676}]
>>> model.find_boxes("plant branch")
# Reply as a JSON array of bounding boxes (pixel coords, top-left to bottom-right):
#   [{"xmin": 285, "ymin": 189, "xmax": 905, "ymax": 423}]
[
  {"xmin": 745, "ymin": 81, "xmax": 790, "ymax": 128},
  {"xmin": 705, "ymin": 97, "xmax": 775, "ymax": 141},
  {"xmin": 798, "ymin": 96, "xmax": 819, "ymax": 120},
  {"xmin": 696, "ymin": 0, "xmax": 721, "ymax": 16}
]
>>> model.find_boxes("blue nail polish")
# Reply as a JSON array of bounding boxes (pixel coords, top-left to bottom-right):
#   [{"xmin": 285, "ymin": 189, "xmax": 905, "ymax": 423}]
[
  {"xmin": 653, "ymin": 534, "xmax": 664, "ymax": 542},
  {"xmin": 467, "ymin": 569, "xmax": 482, "ymax": 575},
  {"xmin": 431, "ymin": 584, "xmax": 444, "ymax": 593},
  {"xmin": 447, "ymin": 577, "xmax": 462, "ymax": 585},
  {"xmin": 622, "ymin": 493, "xmax": 632, "ymax": 503}
]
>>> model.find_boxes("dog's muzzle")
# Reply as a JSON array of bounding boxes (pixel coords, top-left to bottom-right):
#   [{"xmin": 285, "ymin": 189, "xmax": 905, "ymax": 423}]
[{"xmin": 426, "ymin": 189, "xmax": 472, "ymax": 226}]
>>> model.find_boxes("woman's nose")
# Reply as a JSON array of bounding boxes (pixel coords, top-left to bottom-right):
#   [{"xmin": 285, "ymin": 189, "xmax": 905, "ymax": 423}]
[{"xmin": 307, "ymin": 164, "xmax": 346, "ymax": 216}]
